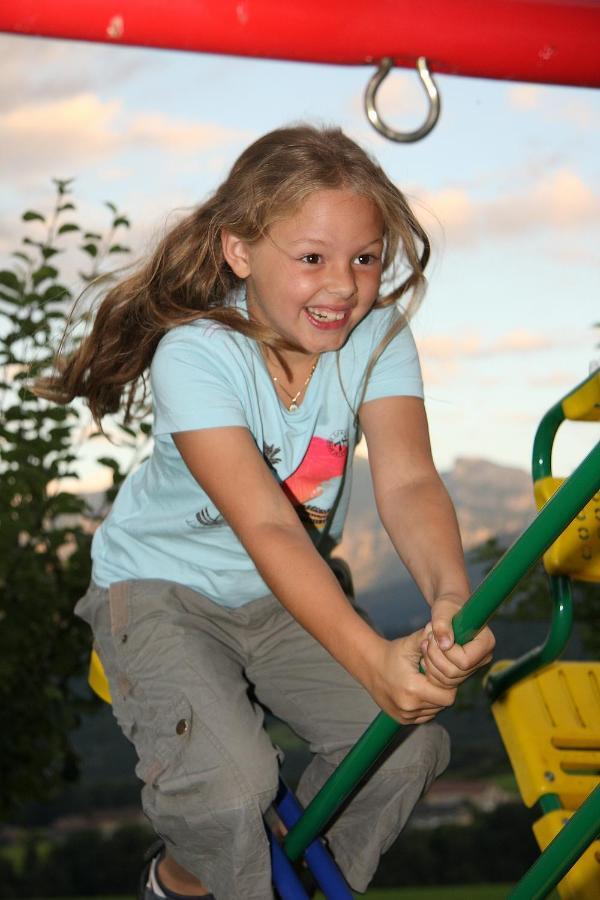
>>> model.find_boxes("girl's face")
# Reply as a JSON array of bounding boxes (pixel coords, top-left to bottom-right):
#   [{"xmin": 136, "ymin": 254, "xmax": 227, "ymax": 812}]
[{"xmin": 223, "ymin": 189, "xmax": 384, "ymax": 364}]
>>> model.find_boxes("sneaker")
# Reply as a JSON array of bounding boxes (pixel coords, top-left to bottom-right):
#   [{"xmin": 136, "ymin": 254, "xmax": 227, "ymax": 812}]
[
  {"xmin": 138, "ymin": 839, "xmax": 215, "ymax": 900},
  {"xmin": 139, "ymin": 839, "xmax": 166, "ymax": 900}
]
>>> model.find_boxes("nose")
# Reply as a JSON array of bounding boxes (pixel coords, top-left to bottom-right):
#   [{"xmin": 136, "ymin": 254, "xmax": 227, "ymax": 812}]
[{"xmin": 325, "ymin": 261, "xmax": 357, "ymax": 300}]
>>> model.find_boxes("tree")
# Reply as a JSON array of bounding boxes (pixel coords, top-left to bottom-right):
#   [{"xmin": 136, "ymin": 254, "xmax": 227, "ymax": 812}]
[{"xmin": 0, "ymin": 180, "xmax": 147, "ymax": 819}]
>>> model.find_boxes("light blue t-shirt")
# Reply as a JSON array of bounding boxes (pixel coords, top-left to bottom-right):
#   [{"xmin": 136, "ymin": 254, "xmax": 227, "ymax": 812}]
[{"xmin": 91, "ymin": 302, "xmax": 423, "ymax": 606}]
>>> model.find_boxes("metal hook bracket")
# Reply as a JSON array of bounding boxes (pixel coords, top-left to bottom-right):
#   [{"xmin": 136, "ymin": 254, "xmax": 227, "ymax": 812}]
[{"xmin": 364, "ymin": 56, "xmax": 441, "ymax": 143}]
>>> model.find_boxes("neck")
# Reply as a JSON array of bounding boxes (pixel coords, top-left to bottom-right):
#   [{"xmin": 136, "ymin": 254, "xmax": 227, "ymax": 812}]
[{"xmin": 262, "ymin": 348, "xmax": 320, "ymax": 412}]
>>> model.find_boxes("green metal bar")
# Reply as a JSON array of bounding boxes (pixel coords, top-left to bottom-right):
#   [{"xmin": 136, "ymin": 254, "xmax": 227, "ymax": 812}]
[
  {"xmin": 485, "ymin": 576, "xmax": 573, "ymax": 702},
  {"xmin": 449, "ymin": 441, "xmax": 599, "ymax": 646},
  {"xmin": 488, "ymin": 373, "xmax": 598, "ymax": 701},
  {"xmin": 539, "ymin": 794, "xmax": 562, "ymax": 814},
  {"xmin": 284, "ymin": 441, "xmax": 600, "ymax": 862},
  {"xmin": 509, "ymin": 784, "xmax": 600, "ymax": 900},
  {"xmin": 532, "ymin": 399, "xmax": 564, "ymax": 482}
]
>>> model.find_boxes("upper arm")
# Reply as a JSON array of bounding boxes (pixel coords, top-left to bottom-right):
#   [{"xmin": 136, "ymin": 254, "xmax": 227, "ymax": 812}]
[
  {"xmin": 358, "ymin": 395, "xmax": 437, "ymax": 502},
  {"xmin": 173, "ymin": 426, "xmax": 300, "ymax": 541}
]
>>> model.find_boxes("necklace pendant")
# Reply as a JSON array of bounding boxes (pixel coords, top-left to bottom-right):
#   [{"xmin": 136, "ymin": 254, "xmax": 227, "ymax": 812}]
[{"xmin": 288, "ymin": 401, "xmax": 299, "ymax": 412}]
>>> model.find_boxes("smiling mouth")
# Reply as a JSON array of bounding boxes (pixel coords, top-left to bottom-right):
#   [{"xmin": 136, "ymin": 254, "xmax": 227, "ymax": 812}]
[{"xmin": 306, "ymin": 307, "xmax": 348, "ymax": 322}]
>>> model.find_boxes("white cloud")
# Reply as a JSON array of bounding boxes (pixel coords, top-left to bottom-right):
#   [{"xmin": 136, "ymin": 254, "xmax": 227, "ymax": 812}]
[
  {"xmin": 507, "ymin": 83, "xmax": 595, "ymax": 128},
  {"xmin": 489, "ymin": 330, "xmax": 559, "ymax": 353},
  {"xmin": 529, "ymin": 370, "xmax": 586, "ymax": 388},
  {"xmin": 418, "ymin": 329, "xmax": 581, "ymax": 378},
  {"xmin": 351, "ymin": 64, "xmax": 424, "ymax": 119},
  {"xmin": 2, "ymin": 93, "xmax": 122, "ymax": 170},
  {"xmin": 414, "ymin": 169, "xmax": 600, "ymax": 245},
  {"xmin": 1, "ymin": 91, "xmax": 250, "ymax": 185},
  {"xmin": 508, "ymin": 85, "xmax": 542, "ymax": 110}
]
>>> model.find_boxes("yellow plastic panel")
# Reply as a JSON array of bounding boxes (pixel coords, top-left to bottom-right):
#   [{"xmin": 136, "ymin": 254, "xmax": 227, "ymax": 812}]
[
  {"xmin": 562, "ymin": 372, "xmax": 600, "ymax": 422},
  {"xmin": 491, "ymin": 661, "xmax": 600, "ymax": 809},
  {"xmin": 89, "ymin": 648, "xmax": 112, "ymax": 704},
  {"xmin": 533, "ymin": 809, "xmax": 600, "ymax": 899},
  {"xmin": 534, "ymin": 478, "xmax": 600, "ymax": 582}
]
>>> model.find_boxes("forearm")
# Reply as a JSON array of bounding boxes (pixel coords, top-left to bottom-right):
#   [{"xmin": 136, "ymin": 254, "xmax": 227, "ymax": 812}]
[
  {"xmin": 377, "ymin": 473, "xmax": 470, "ymax": 607},
  {"xmin": 242, "ymin": 521, "xmax": 385, "ymax": 690}
]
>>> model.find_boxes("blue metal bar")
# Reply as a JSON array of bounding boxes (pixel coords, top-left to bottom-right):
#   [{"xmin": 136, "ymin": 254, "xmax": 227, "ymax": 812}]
[
  {"xmin": 270, "ymin": 830, "xmax": 311, "ymax": 900},
  {"xmin": 277, "ymin": 784, "xmax": 354, "ymax": 899}
]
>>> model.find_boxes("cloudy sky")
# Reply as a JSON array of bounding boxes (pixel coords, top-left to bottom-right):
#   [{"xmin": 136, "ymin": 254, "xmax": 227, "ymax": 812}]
[{"xmin": 1, "ymin": 31, "xmax": 599, "ymax": 492}]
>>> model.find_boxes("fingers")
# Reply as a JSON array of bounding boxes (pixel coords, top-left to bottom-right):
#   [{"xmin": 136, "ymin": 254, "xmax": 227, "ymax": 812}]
[
  {"xmin": 375, "ymin": 633, "xmax": 459, "ymax": 725},
  {"xmin": 420, "ymin": 626, "xmax": 495, "ymax": 688},
  {"xmin": 388, "ymin": 672, "xmax": 457, "ymax": 723}
]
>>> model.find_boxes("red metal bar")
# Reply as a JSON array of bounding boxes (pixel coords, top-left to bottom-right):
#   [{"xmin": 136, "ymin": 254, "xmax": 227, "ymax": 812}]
[{"xmin": 1, "ymin": 0, "xmax": 599, "ymax": 87}]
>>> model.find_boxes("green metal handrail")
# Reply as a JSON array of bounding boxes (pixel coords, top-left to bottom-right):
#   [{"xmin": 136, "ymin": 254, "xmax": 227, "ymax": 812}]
[
  {"xmin": 284, "ymin": 439, "xmax": 600, "ymax": 862},
  {"xmin": 485, "ymin": 575, "xmax": 572, "ymax": 702},
  {"xmin": 509, "ymin": 784, "xmax": 600, "ymax": 900},
  {"xmin": 486, "ymin": 372, "xmax": 598, "ymax": 701}
]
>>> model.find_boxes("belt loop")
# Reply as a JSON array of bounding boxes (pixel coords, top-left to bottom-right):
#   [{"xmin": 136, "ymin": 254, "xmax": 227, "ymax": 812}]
[{"xmin": 108, "ymin": 581, "xmax": 130, "ymax": 635}]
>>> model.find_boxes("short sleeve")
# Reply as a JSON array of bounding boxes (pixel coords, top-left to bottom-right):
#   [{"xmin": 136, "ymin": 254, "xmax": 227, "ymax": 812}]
[
  {"xmin": 150, "ymin": 323, "xmax": 248, "ymax": 436},
  {"xmin": 361, "ymin": 315, "xmax": 423, "ymax": 405}
]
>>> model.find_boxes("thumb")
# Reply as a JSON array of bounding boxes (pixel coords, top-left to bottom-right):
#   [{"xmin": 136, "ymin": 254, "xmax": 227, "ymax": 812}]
[
  {"xmin": 405, "ymin": 628, "xmax": 429, "ymax": 659},
  {"xmin": 431, "ymin": 605, "xmax": 455, "ymax": 651}
]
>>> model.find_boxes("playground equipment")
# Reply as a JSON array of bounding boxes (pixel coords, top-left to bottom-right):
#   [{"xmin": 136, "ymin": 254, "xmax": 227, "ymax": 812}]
[
  {"xmin": 1, "ymin": 0, "xmax": 600, "ymax": 144},
  {"xmin": 487, "ymin": 371, "xmax": 600, "ymax": 899},
  {"xmin": 87, "ymin": 372, "xmax": 600, "ymax": 898}
]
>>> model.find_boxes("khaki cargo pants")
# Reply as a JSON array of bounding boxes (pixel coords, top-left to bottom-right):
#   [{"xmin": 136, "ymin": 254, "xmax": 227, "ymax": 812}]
[{"xmin": 76, "ymin": 579, "xmax": 450, "ymax": 900}]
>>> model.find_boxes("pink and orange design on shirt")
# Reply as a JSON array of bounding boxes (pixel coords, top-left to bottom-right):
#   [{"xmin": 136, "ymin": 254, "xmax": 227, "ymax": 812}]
[{"xmin": 281, "ymin": 434, "xmax": 348, "ymax": 530}]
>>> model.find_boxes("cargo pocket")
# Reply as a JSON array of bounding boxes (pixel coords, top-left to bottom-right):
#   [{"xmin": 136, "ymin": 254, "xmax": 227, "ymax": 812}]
[{"xmin": 136, "ymin": 693, "xmax": 194, "ymax": 795}]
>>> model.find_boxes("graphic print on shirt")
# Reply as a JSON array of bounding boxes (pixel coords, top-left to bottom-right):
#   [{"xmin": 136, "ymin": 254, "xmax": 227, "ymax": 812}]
[
  {"xmin": 186, "ymin": 432, "xmax": 348, "ymax": 531},
  {"xmin": 186, "ymin": 505, "xmax": 226, "ymax": 528},
  {"xmin": 281, "ymin": 432, "xmax": 348, "ymax": 531}
]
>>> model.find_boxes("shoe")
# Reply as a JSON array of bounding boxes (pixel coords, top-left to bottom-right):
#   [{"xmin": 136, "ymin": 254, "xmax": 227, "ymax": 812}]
[
  {"xmin": 139, "ymin": 839, "xmax": 166, "ymax": 900},
  {"xmin": 139, "ymin": 840, "xmax": 216, "ymax": 900}
]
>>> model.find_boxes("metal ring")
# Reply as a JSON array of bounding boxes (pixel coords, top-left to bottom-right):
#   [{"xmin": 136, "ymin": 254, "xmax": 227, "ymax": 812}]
[{"xmin": 364, "ymin": 56, "xmax": 441, "ymax": 143}]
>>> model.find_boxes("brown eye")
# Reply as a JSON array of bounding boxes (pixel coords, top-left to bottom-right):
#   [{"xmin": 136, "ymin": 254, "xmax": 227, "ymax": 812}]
[
  {"xmin": 355, "ymin": 254, "xmax": 376, "ymax": 265},
  {"xmin": 301, "ymin": 254, "xmax": 321, "ymax": 264}
]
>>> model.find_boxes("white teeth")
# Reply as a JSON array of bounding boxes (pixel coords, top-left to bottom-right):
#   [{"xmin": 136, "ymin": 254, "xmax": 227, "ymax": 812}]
[{"xmin": 307, "ymin": 307, "xmax": 346, "ymax": 321}]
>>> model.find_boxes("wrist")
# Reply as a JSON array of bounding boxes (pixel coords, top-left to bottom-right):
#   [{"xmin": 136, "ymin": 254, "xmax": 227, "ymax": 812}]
[{"xmin": 348, "ymin": 629, "xmax": 388, "ymax": 694}]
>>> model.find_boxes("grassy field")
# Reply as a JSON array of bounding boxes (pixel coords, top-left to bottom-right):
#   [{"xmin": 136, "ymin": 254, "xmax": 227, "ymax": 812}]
[
  {"xmin": 318, "ymin": 886, "xmax": 559, "ymax": 899},
  {"xmin": 317, "ymin": 887, "xmax": 514, "ymax": 899},
  {"xmin": 19, "ymin": 890, "xmax": 556, "ymax": 900},
  {"xmin": 16, "ymin": 888, "xmax": 562, "ymax": 900}
]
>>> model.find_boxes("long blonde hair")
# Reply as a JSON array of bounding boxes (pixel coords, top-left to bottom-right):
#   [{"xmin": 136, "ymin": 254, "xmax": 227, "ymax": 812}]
[{"xmin": 35, "ymin": 124, "xmax": 429, "ymax": 424}]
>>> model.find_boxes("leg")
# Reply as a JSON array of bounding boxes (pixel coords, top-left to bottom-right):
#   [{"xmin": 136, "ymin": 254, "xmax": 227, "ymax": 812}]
[
  {"xmin": 247, "ymin": 600, "xmax": 450, "ymax": 893},
  {"xmin": 75, "ymin": 581, "xmax": 281, "ymax": 900}
]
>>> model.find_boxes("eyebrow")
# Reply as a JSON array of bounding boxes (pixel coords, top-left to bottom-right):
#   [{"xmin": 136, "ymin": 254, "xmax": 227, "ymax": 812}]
[{"xmin": 289, "ymin": 236, "xmax": 384, "ymax": 246}]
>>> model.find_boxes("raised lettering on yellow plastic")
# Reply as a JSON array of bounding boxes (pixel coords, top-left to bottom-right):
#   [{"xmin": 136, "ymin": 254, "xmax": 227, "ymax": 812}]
[{"xmin": 534, "ymin": 478, "xmax": 600, "ymax": 583}]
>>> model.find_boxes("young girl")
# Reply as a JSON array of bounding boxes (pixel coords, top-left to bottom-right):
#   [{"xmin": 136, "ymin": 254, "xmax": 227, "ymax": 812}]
[{"xmin": 40, "ymin": 125, "xmax": 494, "ymax": 900}]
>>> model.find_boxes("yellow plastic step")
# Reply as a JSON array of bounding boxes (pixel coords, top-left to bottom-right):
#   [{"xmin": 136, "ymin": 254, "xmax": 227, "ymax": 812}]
[
  {"xmin": 534, "ymin": 478, "xmax": 600, "ymax": 583},
  {"xmin": 490, "ymin": 661, "xmax": 600, "ymax": 809},
  {"xmin": 533, "ymin": 808, "xmax": 600, "ymax": 899},
  {"xmin": 89, "ymin": 648, "xmax": 112, "ymax": 704},
  {"xmin": 562, "ymin": 371, "xmax": 600, "ymax": 422}
]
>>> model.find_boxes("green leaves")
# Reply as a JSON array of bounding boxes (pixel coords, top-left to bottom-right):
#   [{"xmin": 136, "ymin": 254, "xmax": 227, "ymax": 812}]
[
  {"xmin": 0, "ymin": 178, "xmax": 147, "ymax": 818},
  {"xmin": 32, "ymin": 265, "xmax": 59, "ymax": 287},
  {"xmin": 22, "ymin": 210, "xmax": 46, "ymax": 223}
]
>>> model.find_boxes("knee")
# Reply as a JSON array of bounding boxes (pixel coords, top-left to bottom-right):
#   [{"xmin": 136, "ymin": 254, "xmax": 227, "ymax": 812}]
[
  {"xmin": 144, "ymin": 737, "xmax": 280, "ymax": 829},
  {"xmin": 380, "ymin": 721, "xmax": 450, "ymax": 781}
]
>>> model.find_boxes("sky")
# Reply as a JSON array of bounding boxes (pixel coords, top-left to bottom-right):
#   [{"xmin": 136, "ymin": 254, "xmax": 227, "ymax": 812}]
[{"xmin": 1, "ymin": 30, "xmax": 599, "ymax": 492}]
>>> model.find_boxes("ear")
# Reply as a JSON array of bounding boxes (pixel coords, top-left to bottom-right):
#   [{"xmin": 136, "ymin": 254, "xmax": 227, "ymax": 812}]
[{"xmin": 221, "ymin": 230, "xmax": 252, "ymax": 278}]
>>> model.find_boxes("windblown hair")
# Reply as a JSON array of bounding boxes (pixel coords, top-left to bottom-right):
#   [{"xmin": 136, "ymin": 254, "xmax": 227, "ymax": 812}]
[{"xmin": 35, "ymin": 124, "xmax": 430, "ymax": 424}]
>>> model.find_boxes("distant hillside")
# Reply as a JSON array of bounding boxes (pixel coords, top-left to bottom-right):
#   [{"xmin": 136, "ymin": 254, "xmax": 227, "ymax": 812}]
[
  {"xmin": 336, "ymin": 455, "xmax": 536, "ymax": 598},
  {"xmin": 442, "ymin": 457, "xmax": 536, "ymax": 548}
]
